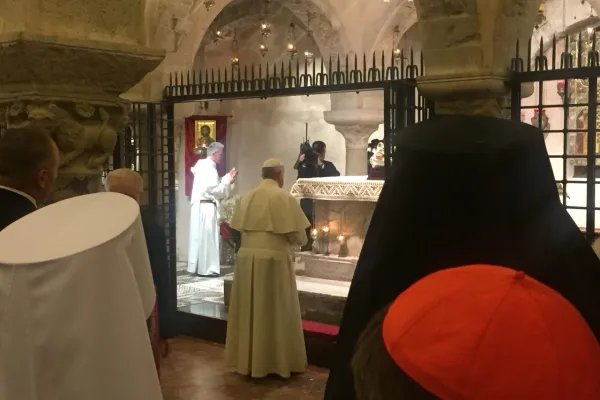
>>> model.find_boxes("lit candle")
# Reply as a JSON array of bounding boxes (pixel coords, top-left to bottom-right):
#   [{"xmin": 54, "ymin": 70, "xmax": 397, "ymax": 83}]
[{"xmin": 310, "ymin": 229, "xmax": 319, "ymax": 254}]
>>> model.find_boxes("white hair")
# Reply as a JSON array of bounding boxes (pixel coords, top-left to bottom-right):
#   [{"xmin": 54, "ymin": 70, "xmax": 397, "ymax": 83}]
[
  {"xmin": 105, "ymin": 168, "xmax": 143, "ymax": 199},
  {"xmin": 207, "ymin": 141, "xmax": 224, "ymax": 156}
]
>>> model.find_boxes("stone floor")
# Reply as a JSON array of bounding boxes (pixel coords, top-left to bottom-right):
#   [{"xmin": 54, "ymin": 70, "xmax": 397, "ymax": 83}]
[
  {"xmin": 161, "ymin": 337, "xmax": 328, "ymax": 399},
  {"xmin": 176, "ymin": 262, "xmax": 349, "ymax": 308}
]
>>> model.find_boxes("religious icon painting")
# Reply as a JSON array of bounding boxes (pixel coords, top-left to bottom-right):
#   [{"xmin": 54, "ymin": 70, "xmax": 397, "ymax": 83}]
[{"xmin": 194, "ymin": 119, "xmax": 217, "ymax": 156}]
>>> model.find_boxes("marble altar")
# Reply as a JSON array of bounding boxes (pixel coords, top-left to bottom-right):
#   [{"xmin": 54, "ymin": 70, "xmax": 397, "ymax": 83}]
[
  {"xmin": 290, "ymin": 176, "xmax": 383, "ymax": 281},
  {"xmin": 222, "ymin": 176, "xmax": 383, "ymax": 326}
]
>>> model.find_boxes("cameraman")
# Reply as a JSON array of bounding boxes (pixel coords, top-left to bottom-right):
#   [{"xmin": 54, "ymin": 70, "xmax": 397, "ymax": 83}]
[
  {"xmin": 294, "ymin": 141, "xmax": 340, "ymax": 250},
  {"xmin": 294, "ymin": 141, "xmax": 340, "ymax": 179}
]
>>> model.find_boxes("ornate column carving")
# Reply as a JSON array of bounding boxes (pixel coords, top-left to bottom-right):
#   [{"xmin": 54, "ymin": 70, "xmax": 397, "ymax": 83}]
[
  {"xmin": 0, "ymin": 5, "xmax": 165, "ymax": 201},
  {"xmin": 1, "ymin": 100, "xmax": 128, "ymax": 202},
  {"xmin": 325, "ymin": 93, "xmax": 382, "ymax": 176},
  {"xmin": 334, "ymin": 125, "xmax": 379, "ymax": 176}
]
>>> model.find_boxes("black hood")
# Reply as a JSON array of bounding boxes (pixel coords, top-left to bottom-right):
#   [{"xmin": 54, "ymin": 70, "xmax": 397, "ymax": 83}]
[{"xmin": 324, "ymin": 115, "xmax": 600, "ymax": 400}]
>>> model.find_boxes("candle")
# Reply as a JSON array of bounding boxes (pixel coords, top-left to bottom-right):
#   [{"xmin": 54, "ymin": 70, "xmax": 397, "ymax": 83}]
[
  {"xmin": 338, "ymin": 234, "xmax": 349, "ymax": 257},
  {"xmin": 310, "ymin": 228, "xmax": 319, "ymax": 254},
  {"xmin": 322, "ymin": 226, "xmax": 330, "ymax": 255}
]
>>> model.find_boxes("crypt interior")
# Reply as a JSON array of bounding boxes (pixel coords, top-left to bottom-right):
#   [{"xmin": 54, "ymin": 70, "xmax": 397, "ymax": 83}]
[
  {"xmin": 169, "ymin": 0, "xmax": 600, "ymax": 329},
  {"xmin": 2, "ymin": 0, "xmax": 600, "ymax": 397}
]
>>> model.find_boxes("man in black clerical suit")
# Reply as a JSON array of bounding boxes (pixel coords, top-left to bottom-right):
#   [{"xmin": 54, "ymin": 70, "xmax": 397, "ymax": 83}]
[
  {"xmin": 324, "ymin": 115, "xmax": 600, "ymax": 399},
  {"xmin": 105, "ymin": 169, "xmax": 175, "ymax": 360},
  {"xmin": 294, "ymin": 141, "xmax": 340, "ymax": 250},
  {"xmin": 0, "ymin": 126, "xmax": 60, "ymax": 231}
]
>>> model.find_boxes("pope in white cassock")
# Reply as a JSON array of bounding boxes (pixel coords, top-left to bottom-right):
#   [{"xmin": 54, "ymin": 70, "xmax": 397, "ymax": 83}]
[
  {"xmin": 225, "ymin": 158, "xmax": 310, "ymax": 378},
  {"xmin": 188, "ymin": 142, "xmax": 237, "ymax": 277}
]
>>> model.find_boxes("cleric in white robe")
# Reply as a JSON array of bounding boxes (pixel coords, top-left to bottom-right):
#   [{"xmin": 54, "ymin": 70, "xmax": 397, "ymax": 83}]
[
  {"xmin": 0, "ymin": 192, "xmax": 162, "ymax": 400},
  {"xmin": 188, "ymin": 142, "xmax": 237, "ymax": 277},
  {"xmin": 225, "ymin": 158, "xmax": 310, "ymax": 378}
]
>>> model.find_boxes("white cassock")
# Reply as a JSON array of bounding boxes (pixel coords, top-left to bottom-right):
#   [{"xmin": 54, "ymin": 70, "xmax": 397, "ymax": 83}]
[
  {"xmin": 226, "ymin": 178, "xmax": 310, "ymax": 378},
  {"xmin": 188, "ymin": 158, "xmax": 233, "ymax": 275},
  {"xmin": 0, "ymin": 192, "xmax": 162, "ymax": 400}
]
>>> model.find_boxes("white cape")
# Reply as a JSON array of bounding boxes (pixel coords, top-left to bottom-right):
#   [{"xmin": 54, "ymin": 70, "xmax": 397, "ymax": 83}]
[{"xmin": 0, "ymin": 192, "xmax": 162, "ymax": 400}]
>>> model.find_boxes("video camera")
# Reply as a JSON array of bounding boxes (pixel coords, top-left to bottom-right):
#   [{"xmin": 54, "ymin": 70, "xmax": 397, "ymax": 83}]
[{"xmin": 299, "ymin": 123, "xmax": 318, "ymax": 166}]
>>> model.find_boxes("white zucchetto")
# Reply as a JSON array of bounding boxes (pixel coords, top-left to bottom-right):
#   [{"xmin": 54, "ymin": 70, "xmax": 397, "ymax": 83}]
[{"xmin": 262, "ymin": 158, "xmax": 284, "ymax": 168}]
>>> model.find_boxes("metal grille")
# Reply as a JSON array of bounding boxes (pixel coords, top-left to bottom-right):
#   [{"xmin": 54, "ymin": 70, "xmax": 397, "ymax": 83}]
[
  {"xmin": 161, "ymin": 50, "xmax": 432, "ymax": 174},
  {"xmin": 383, "ymin": 80, "xmax": 433, "ymax": 173},
  {"xmin": 509, "ymin": 33, "xmax": 600, "ymax": 241},
  {"xmin": 112, "ymin": 101, "xmax": 177, "ymax": 306},
  {"xmin": 164, "ymin": 51, "xmax": 425, "ymax": 101}
]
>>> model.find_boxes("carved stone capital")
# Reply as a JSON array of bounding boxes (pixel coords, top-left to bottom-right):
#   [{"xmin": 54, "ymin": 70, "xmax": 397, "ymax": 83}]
[
  {"xmin": 0, "ymin": 98, "xmax": 128, "ymax": 202},
  {"xmin": 414, "ymin": 0, "xmax": 540, "ymax": 116},
  {"xmin": 331, "ymin": 124, "xmax": 379, "ymax": 176},
  {"xmin": 335, "ymin": 125, "xmax": 379, "ymax": 150},
  {"xmin": 0, "ymin": 33, "xmax": 164, "ymax": 101},
  {"xmin": 324, "ymin": 109, "xmax": 382, "ymax": 128}
]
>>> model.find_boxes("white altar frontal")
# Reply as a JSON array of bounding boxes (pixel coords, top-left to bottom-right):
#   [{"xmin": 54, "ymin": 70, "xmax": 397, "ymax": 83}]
[
  {"xmin": 291, "ymin": 176, "xmax": 383, "ymax": 279},
  {"xmin": 285, "ymin": 176, "xmax": 383, "ymax": 324}
]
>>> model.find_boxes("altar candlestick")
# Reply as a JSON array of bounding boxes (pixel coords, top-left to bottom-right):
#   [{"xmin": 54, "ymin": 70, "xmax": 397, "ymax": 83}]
[
  {"xmin": 310, "ymin": 229, "xmax": 319, "ymax": 254},
  {"xmin": 338, "ymin": 235, "xmax": 349, "ymax": 257},
  {"xmin": 323, "ymin": 226, "xmax": 330, "ymax": 256}
]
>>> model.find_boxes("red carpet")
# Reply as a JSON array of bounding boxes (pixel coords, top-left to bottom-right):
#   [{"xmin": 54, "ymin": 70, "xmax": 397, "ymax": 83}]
[{"xmin": 302, "ymin": 320, "xmax": 339, "ymax": 336}]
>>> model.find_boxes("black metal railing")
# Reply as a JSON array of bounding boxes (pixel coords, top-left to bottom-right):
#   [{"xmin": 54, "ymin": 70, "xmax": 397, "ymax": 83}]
[
  {"xmin": 510, "ymin": 32, "xmax": 600, "ymax": 240},
  {"xmin": 163, "ymin": 50, "xmax": 425, "ymax": 101},
  {"xmin": 112, "ymin": 101, "xmax": 178, "ymax": 313}
]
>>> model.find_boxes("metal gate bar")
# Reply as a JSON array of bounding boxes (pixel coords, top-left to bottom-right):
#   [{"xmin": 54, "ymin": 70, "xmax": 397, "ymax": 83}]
[{"xmin": 510, "ymin": 34, "xmax": 600, "ymax": 241}]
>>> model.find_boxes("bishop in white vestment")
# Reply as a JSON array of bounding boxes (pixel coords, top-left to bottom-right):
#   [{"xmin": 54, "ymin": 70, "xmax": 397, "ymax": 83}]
[
  {"xmin": 226, "ymin": 158, "xmax": 310, "ymax": 378},
  {"xmin": 0, "ymin": 192, "xmax": 162, "ymax": 400},
  {"xmin": 188, "ymin": 142, "xmax": 237, "ymax": 276}
]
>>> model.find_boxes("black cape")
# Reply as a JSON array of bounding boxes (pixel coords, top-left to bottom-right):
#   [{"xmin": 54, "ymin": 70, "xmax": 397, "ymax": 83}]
[
  {"xmin": 0, "ymin": 188, "xmax": 36, "ymax": 231},
  {"xmin": 141, "ymin": 207, "xmax": 176, "ymax": 340},
  {"xmin": 324, "ymin": 115, "xmax": 600, "ymax": 399}
]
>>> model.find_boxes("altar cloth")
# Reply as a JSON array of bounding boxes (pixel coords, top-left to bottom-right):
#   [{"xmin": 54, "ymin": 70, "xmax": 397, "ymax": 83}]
[{"xmin": 290, "ymin": 176, "xmax": 384, "ymax": 202}]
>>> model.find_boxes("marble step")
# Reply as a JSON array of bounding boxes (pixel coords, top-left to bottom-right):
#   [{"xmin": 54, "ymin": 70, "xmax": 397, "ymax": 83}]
[
  {"xmin": 223, "ymin": 274, "xmax": 350, "ymax": 326},
  {"xmin": 294, "ymin": 251, "xmax": 358, "ymax": 282}
]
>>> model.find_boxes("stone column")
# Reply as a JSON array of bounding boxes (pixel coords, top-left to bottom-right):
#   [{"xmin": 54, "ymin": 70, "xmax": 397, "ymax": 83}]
[
  {"xmin": 0, "ymin": 0, "xmax": 164, "ymax": 202},
  {"xmin": 333, "ymin": 124, "xmax": 379, "ymax": 176},
  {"xmin": 414, "ymin": 0, "xmax": 540, "ymax": 116},
  {"xmin": 324, "ymin": 93, "xmax": 382, "ymax": 176}
]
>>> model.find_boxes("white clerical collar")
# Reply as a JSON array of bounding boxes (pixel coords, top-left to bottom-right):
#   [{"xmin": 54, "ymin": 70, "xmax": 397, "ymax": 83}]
[{"xmin": 0, "ymin": 185, "xmax": 37, "ymax": 208}]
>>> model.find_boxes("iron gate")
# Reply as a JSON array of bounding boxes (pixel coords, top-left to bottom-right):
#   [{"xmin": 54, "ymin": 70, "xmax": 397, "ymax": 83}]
[
  {"xmin": 162, "ymin": 50, "xmax": 432, "ymax": 175},
  {"xmin": 509, "ymin": 34, "xmax": 600, "ymax": 241},
  {"xmin": 112, "ymin": 101, "xmax": 178, "ymax": 314}
]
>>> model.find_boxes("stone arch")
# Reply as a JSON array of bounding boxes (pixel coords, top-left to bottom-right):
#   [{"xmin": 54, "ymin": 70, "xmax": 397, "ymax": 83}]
[
  {"xmin": 195, "ymin": 0, "xmax": 329, "ymax": 67},
  {"xmin": 149, "ymin": 0, "xmax": 350, "ymax": 73},
  {"xmin": 369, "ymin": 1, "xmax": 418, "ymax": 55}
]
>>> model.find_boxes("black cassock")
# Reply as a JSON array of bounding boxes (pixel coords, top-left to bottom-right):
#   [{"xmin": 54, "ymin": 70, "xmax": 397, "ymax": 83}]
[
  {"xmin": 0, "ymin": 188, "xmax": 36, "ymax": 231},
  {"xmin": 324, "ymin": 115, "xmax": 600, "ymax": 399},
  {"xmin": 141, "ymin": 207, "xmax": 175, "ymax": 340}
]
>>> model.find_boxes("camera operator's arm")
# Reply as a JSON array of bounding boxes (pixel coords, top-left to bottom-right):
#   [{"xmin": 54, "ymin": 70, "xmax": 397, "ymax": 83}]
[
  {"xmin": 323, "ymin": 161, "xmax": 341, "ymax": 177},
  {"xmin": 293, "ymin": 153, "xmax": 305, "ymax": 170}
]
